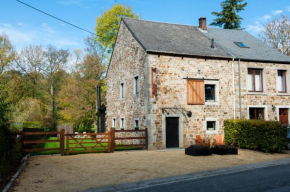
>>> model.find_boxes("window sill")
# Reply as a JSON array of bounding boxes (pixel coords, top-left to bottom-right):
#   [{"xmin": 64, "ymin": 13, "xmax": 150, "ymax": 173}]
[
  {"xmin": 277, "ymin": 93, "xmax": 290, "ymax": 96},
  {"xmin": 205, "ymin": 130, "xmax": 218, "ymax": 134},
  {"xmin": 247, "ymin": 92, "xmax": 268, "ymax": 96},
  {"xmin": 205, "ymin": 101, "xmax": 219, "ymax": 105}
]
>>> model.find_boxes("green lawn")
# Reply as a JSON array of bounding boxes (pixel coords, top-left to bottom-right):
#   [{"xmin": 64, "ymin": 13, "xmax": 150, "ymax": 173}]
[{"xmin": 25, "ymin": 137, "xmax": 143, "ymax": 155}]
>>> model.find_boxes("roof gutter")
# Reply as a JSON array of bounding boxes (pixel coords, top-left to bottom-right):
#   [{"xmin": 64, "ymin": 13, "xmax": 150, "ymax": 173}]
[
  {"xmin": 232, "ymin": 58, "xmax": 236, "ymax": 119},
  {"xmin": 147, "ymin": 50, "xmax": 232, "ymax": 60},
  {"xmin": 238, "ymin": 59, "xmax": 242, "ymax": 118}
]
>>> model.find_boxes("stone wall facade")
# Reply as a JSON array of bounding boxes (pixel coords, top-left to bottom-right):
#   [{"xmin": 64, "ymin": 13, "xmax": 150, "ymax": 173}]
[
  {"xmin": 107, "ymin": 22, "xmax": 290, "ymax": 150},
  {"xmin": 145, "ymin": 55, "xmax": 234, "ymax": 149},
  {"xmin": 145, "ymin": 55, "xmax": 290, "ymax": 150},
  {"xmin": 106, "ymin": 21, "xmax": 148, "ymax": 134},
  {"xmin": 234, "ymin": 61, "xmax": 290, "ymax": 120}
]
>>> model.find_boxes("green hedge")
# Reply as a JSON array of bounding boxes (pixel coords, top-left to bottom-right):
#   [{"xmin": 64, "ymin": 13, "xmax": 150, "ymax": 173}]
[
  {"xmin": 0, "ymin": 125, "xmax": 22, "ymax": 179},
  {"xmin": 23, "ymin": 121, "xmax": 42, "ymax": 128},
  {"xmin": 224, "ymin": 119, "xmax": 288, "ymax": 153}
]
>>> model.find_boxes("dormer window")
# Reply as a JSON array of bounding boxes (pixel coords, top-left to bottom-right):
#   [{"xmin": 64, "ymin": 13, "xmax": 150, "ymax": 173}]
[{"xmin": 235, "ymin": 42, "xmax": 249, "ymax": 48}]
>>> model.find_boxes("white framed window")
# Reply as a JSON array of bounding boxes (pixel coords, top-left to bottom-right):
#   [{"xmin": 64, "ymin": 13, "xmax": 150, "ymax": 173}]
[
  {"xmin": 247, "ymin": 105, "xmax": 268, "ymax": 120},
  {"xmin": 207, "ymin": 121, "xmax": 216, "ymax": 131},
  {"xmin": 133, "ymin": 75, "xmax": 139, "ymax": 95},
  {"xmin": 247, "ymin": 68, "xmax": 263, "ymax": 92},
  {"xmin": 203, "ymin": 117, "xmax": 219, "ymax": 134},
  {"xmin": 204, "ymin": 80, "xmax": 219, "ymax": 105},
  {"xmin": 134, "ymin": 118, "xmax": 139, "ymax": 129},
  {"xmin": 112, "ymin": 117, "xmax": 116, "ymax": 128},
  {"xmin": 120, "ymin": 117, "xmax": 125, "ymax": 129},
  {"xmin": 277, "ymin": 70, "xmax": 287, "ymax": 93},
  {"xmin": 120, "ymin": 82, "xmax": 125, "ymax": 99}
]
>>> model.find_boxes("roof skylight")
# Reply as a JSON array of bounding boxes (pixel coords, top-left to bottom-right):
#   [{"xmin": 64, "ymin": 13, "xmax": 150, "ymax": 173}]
[{"xmin": 235, "ymin": 42, "xmax": 249, "ymax": 48}]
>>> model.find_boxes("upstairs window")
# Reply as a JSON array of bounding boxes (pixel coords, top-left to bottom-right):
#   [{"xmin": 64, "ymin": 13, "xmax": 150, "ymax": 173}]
[
  {"xmin": 134, "ymin": 75, "xmax": 139, "ymax": 95},
  {"xmin": 120, "ymin": 83, "xmax": 125, "ymax": 99},
  {"xmin": 277, "ymin": 70, "xmax": 287, "ymax": 93},
  {"xmin": 120, "ymin": 83, "xmax": 124, "ymax": 99},
  {"xmin": 247, "ymin": 68, "xmax": 263, "ymax": 92},
  {"xmin": 151, "ymin": 68, "xmax": 157, "ymax": 98},
  {"xmin": 205, "ymin": 85, "xmax": 215, "ymax": 102}
]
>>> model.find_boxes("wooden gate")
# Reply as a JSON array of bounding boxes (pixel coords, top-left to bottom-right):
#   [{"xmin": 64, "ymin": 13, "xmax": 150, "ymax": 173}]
[{"xmin": 66, "ymin": 132, "xmax": 111, "ymax": 155}]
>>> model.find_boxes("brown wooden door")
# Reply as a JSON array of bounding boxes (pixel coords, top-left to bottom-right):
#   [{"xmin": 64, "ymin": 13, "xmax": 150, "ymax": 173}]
[{"xmin": 279, "ymin": 108, "xmax": 289, "ymax": 125}]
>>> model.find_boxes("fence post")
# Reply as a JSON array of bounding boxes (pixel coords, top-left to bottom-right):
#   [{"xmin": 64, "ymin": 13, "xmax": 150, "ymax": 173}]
[
  {"xmin": 20, "ymin": 130, "xmax": 24, "ymax": 149},
  {"xmin": 108, "ymin": 130, "xmax": 111, "ymax": 153},
  {"xmin": 60, "ymin": 129, "xmax": 65, "ymax": 156},
  {"xmin": 145, "ymin": 128, "xmax": 148, "ymax": 151},
  {"xmin": 66, "ymin": 131, "xmax": 69, "ymax": 155},
  {"xmin": 110, "ymin": 128, "xmax": 115, "ymax": 153}
]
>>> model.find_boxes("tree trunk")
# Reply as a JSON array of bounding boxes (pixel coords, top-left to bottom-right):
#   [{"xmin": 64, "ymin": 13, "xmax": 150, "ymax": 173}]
[{"xmin": 50, "ymin": 83, "xmax": 55, "ymax": 130}]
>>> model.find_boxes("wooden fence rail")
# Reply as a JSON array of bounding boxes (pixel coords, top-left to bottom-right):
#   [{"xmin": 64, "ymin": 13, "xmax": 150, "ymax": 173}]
[
  {"xmin": 20, "ymin": 129, "xmax": 65, "ymax": 155},
  {"xmin": 12, "ymin": 128, "xmax": 148, "ymax": 155},
  {"xmin": 111, "ymin": 128, "xmax": 148, "ymax": 152}
]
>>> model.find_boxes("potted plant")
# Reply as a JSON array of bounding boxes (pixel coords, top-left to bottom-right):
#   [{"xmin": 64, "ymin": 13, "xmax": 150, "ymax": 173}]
[
  {"xmin": 134, "ymin": 126, "xmax": 139, "ymax": 130},
  {"xmin": 120, "ymin": 127, "xmax": 124, "ymax": 130},
  {"xmin": 211, "ymin": 145, "xmax": 238, "ymax": 155},
  {"xmin": 185, "ymin": 145, "xmax": 212, "ymax": 156}
]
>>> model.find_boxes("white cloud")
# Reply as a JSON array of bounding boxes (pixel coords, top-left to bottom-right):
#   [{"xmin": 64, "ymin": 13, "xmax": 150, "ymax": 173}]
[
  {"xmin": 41, "ymin": 23, "xmax": 56, "ymax": 34},
  {"xmin": 258, "ymin": 15, "xmax": 272, "ymax": 22},
  {"xmin": 3, "ymin": 23, "xmax": 12, "ymax": 27},
  {"xmin": 246, "ymin": 24, "xmax": 263, "ymax": 35},
  {"xmin": 272, "ymin": 10, "xmax": 283, "ymax": 15},
  {"xmin": 247, "ymin": 8, "xmax": 288, "ymax": 36},
  {"xmin": 0, "ymin": 23, "xmax": 79, "ymax": 50}
]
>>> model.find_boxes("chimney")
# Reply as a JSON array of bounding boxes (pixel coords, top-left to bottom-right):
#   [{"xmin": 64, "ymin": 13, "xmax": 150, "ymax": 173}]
[{"xmin": 199, "ymin": 17, "xmax": 207, "ymax": 31}]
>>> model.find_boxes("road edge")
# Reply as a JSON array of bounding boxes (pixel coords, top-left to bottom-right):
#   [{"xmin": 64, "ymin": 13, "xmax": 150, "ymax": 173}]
[{"xmin": 82, "ymin": 157, "xmax": 290, "ymax": 192}]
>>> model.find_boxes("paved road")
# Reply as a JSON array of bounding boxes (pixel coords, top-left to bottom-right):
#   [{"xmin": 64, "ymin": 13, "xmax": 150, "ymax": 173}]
[{"xmin": 131, "ymin": 164, "xmax": 290, "ymax": 192}]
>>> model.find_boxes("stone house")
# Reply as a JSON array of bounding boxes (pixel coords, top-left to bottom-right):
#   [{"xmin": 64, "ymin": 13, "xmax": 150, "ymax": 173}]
[{"xmin": 106, "ymin": 17, "xmax": 290, "ymax": 150}]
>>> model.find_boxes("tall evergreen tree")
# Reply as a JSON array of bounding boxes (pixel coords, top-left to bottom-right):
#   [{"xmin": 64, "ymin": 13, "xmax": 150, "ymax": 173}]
[{"xmin": 210, "ymin": 0, "xmax": 247, "ymax": 29}]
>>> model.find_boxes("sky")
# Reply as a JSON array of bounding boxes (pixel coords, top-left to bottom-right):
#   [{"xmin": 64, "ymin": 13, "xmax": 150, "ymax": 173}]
[{"xmin": 1, "ymin": 0, "xmax": 290, "ymax": 52}]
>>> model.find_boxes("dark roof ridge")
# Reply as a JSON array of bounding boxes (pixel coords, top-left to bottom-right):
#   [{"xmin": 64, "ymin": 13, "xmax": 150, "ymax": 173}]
[{"xmin": 122, "ymin": 17, "xmax": 199, "ymax": 28}]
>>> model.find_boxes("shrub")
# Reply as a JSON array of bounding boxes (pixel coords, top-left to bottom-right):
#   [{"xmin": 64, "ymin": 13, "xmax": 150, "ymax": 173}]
[
  {"xmin": 224, "ymin": 119, "xmax": 288, "ymax": 153},
  {"xmin": 0, "ymin": 125, "xmax": 22, "ymax": 179},
  {"xmin": 23, "ymin": 121, "xmax": 42, "ymax": 128}
]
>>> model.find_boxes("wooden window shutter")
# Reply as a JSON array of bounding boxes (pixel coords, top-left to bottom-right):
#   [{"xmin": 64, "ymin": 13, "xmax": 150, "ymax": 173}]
[
  {"xmin": 151, "ymin": 67, "xmax": 157, "ymax": 98},
  {"xmin": 187, "ymin": 79, "xmax": 205, "ymax": 105}
]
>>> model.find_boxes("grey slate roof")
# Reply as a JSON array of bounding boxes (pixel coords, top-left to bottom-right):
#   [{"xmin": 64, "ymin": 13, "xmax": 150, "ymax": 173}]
[
  {"xmin": 122, "ymin": 18, "xmax": 232, "ymax": 59},
  {"xmin": 205, "ymin": 28, "xmax": 290, "ymax": 63},
  {"xmin": 122, "ymin": 17, "xmax": 290, "ymax": 63}
]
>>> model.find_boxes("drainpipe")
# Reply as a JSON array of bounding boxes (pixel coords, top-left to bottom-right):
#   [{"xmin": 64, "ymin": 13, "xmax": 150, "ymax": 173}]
[
  {"xmin": 231, "ymin": 58, "xmax": 236, "ymax": 119},
  {"xmin": 238, "ymin": 59, "xmax": 242, "ymax": 118}
]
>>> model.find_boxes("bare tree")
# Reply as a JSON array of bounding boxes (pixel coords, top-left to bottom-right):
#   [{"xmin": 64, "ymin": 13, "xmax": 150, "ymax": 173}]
[
  {"xmin": 260, "ymin": 15, "xmax": 290, "ymax": 56},
  {"xmin": 44, "ymin": 45, "xmax": 69, "ymax": 129},
  {"xmin": 14, "ymin": 45, "xmax": 46, "ymax": 98}
]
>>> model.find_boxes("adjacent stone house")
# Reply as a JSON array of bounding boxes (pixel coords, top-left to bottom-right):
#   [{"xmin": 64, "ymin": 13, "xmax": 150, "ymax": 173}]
[{"xmin": 106, "ymin": 17, "xmax": 290, "ymax": 150}]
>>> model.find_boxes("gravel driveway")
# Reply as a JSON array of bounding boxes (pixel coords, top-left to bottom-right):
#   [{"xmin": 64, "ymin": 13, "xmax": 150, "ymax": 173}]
[{"xmin": 12, "ymin": 149, "xmax": 290, "ymax": 192}]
